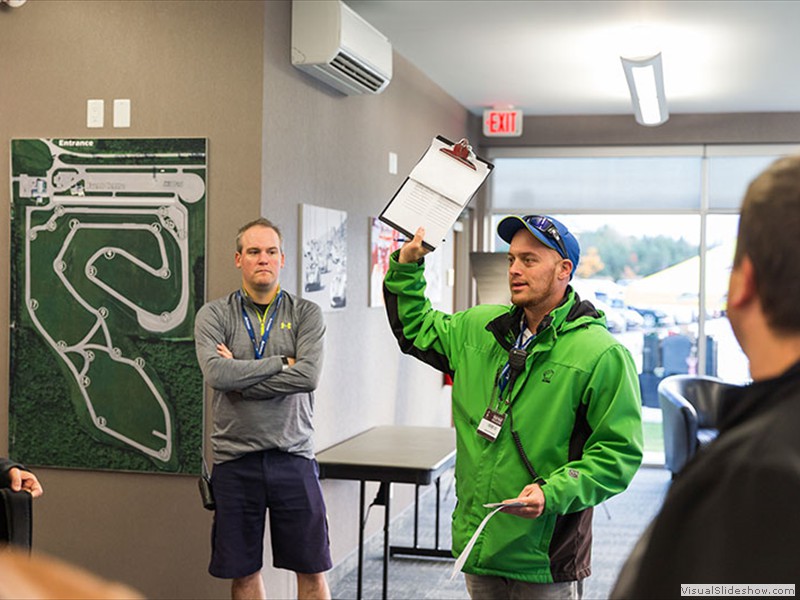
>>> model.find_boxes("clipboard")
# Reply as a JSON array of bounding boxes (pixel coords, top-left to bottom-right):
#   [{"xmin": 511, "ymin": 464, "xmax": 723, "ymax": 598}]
[
  {"xmin": 440, "ymin": 138, "xmax": 477, "ymax": 170},
  {"xmin": 379, "ymin": 136, "xmax": 494, "ymax": 251}
]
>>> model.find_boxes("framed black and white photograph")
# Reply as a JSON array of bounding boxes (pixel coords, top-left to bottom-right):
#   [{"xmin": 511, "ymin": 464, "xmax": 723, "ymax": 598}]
[{"xmin": 300, "ymin": 204, "xmax": 348, "ymax": 312}]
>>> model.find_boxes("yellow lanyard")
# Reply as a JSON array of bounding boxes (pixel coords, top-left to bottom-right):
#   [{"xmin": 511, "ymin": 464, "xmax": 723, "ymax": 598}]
[{"xmin": 243, "ymin": 287, "xmax": 280, "ymax": 335}]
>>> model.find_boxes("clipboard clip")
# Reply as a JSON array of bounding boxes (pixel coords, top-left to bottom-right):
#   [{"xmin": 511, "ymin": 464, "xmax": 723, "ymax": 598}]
[{"xmin": 440, "ymin": 138, "xmax": 476, "ymax": 170}]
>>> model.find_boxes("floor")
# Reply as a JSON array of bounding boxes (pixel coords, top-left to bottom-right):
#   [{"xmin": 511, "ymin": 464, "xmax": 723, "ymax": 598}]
[{"xmin": 328, "ymin": 464, "xmax": 672, "ymax": 600}]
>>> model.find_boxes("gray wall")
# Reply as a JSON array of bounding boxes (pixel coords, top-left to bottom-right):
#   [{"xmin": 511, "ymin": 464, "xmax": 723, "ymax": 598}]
[
  {"xmin": 258, "ymin": 5, "xmax": 474, "ymax": 594},
  {"xmin": 0, "ymin": 1, "xmax": 471, "ymax": 598},
  {"xmin": 261, "ymin": 1, "xmax": 470, "ymax": 448}
]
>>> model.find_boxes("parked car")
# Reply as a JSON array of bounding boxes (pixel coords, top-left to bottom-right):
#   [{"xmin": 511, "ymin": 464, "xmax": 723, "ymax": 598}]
[
  {"xmin": 631, "ymin": 305, "xmax": 675, "ymax": 328},
  {"xmin": 594, "ymin": 299, "xmax": 627, "ymax": 334},
  {"xmin": 608, "ymin": 297, "xmax": 644, "ymax": 330}
]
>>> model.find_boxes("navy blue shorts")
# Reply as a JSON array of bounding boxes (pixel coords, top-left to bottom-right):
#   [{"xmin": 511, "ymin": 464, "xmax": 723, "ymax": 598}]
[{"xmin": 209, "ymin": 449, "xmax": 332, "ymax": 579}]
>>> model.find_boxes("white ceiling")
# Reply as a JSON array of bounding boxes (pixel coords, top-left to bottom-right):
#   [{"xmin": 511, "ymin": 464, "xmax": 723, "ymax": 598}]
[{"xmin": 345, "ymin": 0, "xmax": 800, "ymax": 119}]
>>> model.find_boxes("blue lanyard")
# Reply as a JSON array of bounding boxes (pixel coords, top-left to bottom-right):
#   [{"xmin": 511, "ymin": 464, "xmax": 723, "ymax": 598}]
[
  {"xmin": 497, "ymin": 321, "xmax": 535, "ymax": 400},
  {"xmin": 238, "ymin": 290, "xmax": 283, "ymax": 359}
]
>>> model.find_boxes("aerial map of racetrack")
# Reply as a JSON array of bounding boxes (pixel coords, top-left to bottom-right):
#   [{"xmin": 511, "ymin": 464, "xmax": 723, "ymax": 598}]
[{"xmin": 8, "ymin": 138, "xmax": 206, "ymax": 474}]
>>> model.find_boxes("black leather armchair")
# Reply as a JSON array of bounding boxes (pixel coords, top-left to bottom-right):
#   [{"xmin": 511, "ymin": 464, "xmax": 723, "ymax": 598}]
[
  {"xmin": 658, "ymin": 374, "xmax": 740, "ymax": 477},
  {"xmin": 0, "ymin": 489, "xmax": 32, "ymax": 550},
  {"xmin": 0, "ymin": 464, "xmax": 33, "ymax": 550}
]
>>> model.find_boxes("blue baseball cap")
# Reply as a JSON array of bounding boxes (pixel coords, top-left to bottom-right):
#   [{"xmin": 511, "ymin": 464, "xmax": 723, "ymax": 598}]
[{"xmin": 497, "ymin": 215, "xmax": 580, "ymax": 278}]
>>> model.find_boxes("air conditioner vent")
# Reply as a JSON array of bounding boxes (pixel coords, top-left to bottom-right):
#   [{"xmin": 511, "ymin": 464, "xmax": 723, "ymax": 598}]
[
  {"xmin": 292, "ymin": 0, "xmax": 392, "ymax": 96},
  {"xmin": 330, "ymin": 52, "xmax": 386, "ymax": 93}
]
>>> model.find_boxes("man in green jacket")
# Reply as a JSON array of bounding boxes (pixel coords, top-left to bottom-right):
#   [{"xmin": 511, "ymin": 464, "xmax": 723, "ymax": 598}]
[{"xmin": 384, "ymin": 215, "xmax": 643, "ymax": 599}]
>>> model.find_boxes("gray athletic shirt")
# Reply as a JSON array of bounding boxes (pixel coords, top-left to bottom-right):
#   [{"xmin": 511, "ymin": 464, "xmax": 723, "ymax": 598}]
[{"xmin": 194, "ymin": 290, "xmax": 325, "ymax": 463}]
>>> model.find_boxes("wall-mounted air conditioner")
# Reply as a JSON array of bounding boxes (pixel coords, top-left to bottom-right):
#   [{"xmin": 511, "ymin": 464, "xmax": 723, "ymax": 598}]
[{"xmin": 291, "ymin": 0, "xmax": 393, "ymax": 95}]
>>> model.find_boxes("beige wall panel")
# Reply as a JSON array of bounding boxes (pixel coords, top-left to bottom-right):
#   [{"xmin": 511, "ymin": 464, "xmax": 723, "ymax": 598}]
[{"xmin": 0, "ymin": 1, "xmax": 264, "ymax": 598}]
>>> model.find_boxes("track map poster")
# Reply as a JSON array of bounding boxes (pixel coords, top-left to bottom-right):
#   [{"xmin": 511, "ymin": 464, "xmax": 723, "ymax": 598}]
[{"xmin": 8, "ymin": 138, "xmax": 206, "ymax": 474}]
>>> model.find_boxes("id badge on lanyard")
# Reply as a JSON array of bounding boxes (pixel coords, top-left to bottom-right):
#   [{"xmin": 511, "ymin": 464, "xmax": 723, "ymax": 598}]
[
  {"xmin": 477, "ymin": 321, "xmax": 533, "ymax": 442},
  {"xmin": 239, "ymin": 290, "xmax": 283, "ymax": 359},
  {"xmin": 477, "ymin": 408, "xmax": 507, "ymax": 442}
]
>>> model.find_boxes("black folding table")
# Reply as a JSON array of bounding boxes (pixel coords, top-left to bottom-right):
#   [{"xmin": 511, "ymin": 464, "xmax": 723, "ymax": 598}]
[{"xmin": 316, "ymin": 425, "xmax": 456, "ymax": 600}]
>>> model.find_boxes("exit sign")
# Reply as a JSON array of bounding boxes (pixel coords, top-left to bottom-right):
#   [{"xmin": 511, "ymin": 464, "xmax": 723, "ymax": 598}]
[{"xmin": 483, "ymin": 108, "xmax": 523, "ymax": 137}]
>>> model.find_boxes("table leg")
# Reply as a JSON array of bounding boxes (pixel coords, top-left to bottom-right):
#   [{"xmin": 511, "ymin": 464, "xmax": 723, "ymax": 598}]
[
  {"xmin": 435, "ymin": 476, "xmax": 441, "ymax": 550},
  {"xmin": 382, "ymin": 482, "xmax": 391, "ymax": 600},
  {"xmin": 413, "ymin": 484, "xmax": 420, "ymax": 548},
  {"xmin": 388, "ymin": 475, "xmax": 453, "ymax": 560},
  {"xmin": 358, "ymin": 480, "xmax": 365, "ymax": 600}
]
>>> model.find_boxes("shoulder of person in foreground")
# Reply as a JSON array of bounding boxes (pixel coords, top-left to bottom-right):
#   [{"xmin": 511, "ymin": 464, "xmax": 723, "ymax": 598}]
[
  {"xmin": 0, "ymin": 548, "xmax": 144, "ymax": 600},
  {"xmin": 613, "ymin": 403, "xmax": 800, "ymax": 597}
]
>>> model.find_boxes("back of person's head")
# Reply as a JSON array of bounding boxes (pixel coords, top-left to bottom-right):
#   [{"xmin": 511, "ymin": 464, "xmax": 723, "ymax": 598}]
[{"xmin": 736, "ymin": 154, "xmax": 800, "ymax": 333}]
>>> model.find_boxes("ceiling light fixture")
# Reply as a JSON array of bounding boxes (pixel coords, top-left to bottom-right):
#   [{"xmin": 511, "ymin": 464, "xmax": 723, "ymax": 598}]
[{"xmin": 620, "ymin": 52, "xmax": 669, "ymax": 127}]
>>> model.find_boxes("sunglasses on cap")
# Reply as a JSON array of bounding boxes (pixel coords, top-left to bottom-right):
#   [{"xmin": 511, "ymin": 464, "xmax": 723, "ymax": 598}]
[{"xmin": 523, "ymin": 215, "xmax": 569, "ymax": 260}]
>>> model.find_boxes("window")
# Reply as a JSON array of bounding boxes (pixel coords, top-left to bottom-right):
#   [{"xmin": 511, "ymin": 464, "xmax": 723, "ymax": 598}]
[
  {"xmin": 492, "ymin": 153, "xmax": 702, "ymax": 211},
  {"xmin": 493, "ymin": 211, "xmax": 702, "ymax": 394},
  {"xmin": 485, "ymin": 145, "xmax": 800, "ymax": 462}
]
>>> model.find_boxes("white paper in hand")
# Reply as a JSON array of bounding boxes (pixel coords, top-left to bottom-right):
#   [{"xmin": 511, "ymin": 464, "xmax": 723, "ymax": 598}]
[{"xmin": 450, "ymin": 502, "xmax": 524, "ymax": 579}]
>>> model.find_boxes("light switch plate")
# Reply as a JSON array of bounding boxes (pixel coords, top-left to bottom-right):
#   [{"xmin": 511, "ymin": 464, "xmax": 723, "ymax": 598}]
[
  {"xmin": 113, "ymin": 99, "xmax": 131, "ymax": 128},
  {"xmin": 87, "ymin": 99, "xmax": 104, "ymax": 128}
]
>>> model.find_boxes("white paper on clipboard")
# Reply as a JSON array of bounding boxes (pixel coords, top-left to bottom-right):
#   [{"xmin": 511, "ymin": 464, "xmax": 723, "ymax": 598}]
[{"xmin": 379, "ymin": 136, "xmax": 493, "ymax": 250}]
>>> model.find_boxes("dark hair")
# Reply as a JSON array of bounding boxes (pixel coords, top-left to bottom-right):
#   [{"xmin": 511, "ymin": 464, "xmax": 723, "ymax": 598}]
[
  {"xmin": 236, "ymin": 218, "xmax": 283, "ymax": 253},
  {"xmin": 735, "ymin": 155, "xmax": 800, "ymax": 332}
]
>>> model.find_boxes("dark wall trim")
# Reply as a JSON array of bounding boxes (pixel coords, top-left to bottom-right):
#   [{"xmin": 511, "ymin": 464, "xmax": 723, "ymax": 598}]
[{"xmin": 475, "ymin": 112, "xmax": 800, "ymax": 148}]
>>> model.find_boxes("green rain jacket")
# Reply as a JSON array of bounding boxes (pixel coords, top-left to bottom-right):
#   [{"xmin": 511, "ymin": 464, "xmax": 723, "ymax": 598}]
[{"xmin": 384, "ymin": 253, "xmax": 643, "ymax": 583}]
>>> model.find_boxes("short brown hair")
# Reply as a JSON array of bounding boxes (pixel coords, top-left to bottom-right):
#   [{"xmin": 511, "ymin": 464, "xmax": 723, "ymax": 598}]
[
  {"xmin": 236, "ymin": 218, "xmax": 283, "ymax": 253},
  {"xmin": 735, "ymin": 155, "xmax": 800, "ymax": 332}
]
